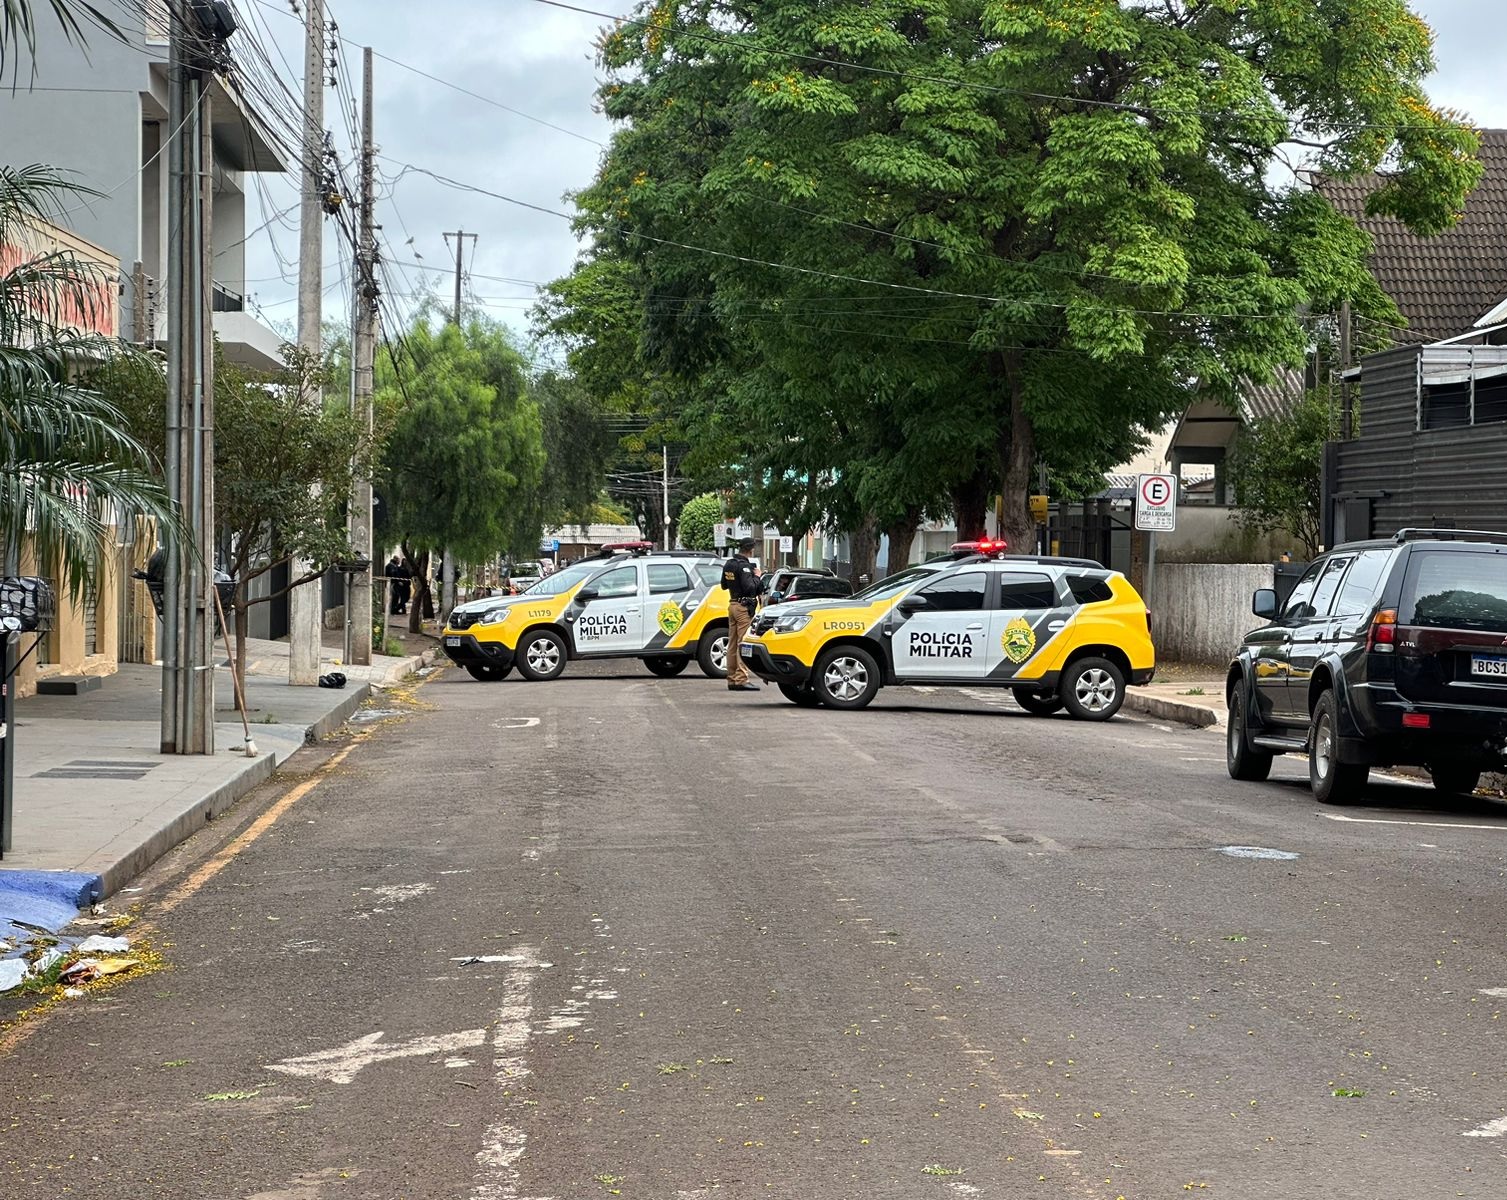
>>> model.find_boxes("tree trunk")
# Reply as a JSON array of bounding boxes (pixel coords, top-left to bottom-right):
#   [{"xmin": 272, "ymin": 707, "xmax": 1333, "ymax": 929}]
[
  {"xmin": 996, "ymin": 376, "xmax": 1038, "ymax": 551},
  {"xmin": 847, "ymin": 514, "xmax": 879, "ymax": 587},
  {"xmin": 883, "ymin": 506, "xmax": 924, "ymax": 573},
  {"xmin": 405, "ymin": 546, "xmax": 431, "ymax": 634},
  {"xmin": 950, "ymin": 466, "xmax": 991, "ymax": 542}
]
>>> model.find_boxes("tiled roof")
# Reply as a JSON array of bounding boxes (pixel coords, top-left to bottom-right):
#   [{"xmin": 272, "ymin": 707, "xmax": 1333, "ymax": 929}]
[
  {"xmin": 1243, "ymin": 365, "xmax": 1305, "ymax": 421},
  {"xmin": 1316, "ymin": 129, "xmax": 1507, "ymax": 343}
]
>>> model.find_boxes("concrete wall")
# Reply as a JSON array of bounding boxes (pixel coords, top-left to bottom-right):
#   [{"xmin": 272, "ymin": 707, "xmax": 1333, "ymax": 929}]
[
  {"xmin": 1158, "ymin": 506, "xmax": 1294, "ymax": 564},
  {"xmin": 1149, "ymin": 562, "xmax": 1273, "ymax": 667}
]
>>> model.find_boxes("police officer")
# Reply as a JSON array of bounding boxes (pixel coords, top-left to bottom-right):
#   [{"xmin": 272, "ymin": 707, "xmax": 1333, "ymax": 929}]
[{"xmin": 722, "ymin": 536, "xmax": 765, "ymax": 691}]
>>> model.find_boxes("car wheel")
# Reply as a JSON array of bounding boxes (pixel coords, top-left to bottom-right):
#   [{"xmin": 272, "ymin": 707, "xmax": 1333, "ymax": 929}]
[
  {"xmin": 778, "ymin": 681, "xmax": 821, "ymax": 707},
  {"xmin": 697, "ymin": 626, "xmax": 729, "ymax": 679},
  {"xmin": 464, "ymin": 662, "xmax": 511, "ymax": 682},
  {"xmin": 644, "ymin": 655, "xmax": 689, "ymax": 678},
  {"xmin": 1012, "ymin": 687, "xmax": 1063, "ymax": 716},
  {"xmin": 1061, "ymin": 657, "xmax": 1125, "ymax": 721},
  {"xmin": 1429, "ymin": 764, "xmax": 1481, "ymax": 796},
  {"xmin": 1309, "ymin": 690, "xmax": 1368, "ymax": 804},
  {"xmin": 814, "ymin": 646, "xmax": 881, "ymax": 710},
  {"xmin": 516, "ymin": 629, "xmax": 568, "ymax": 681},
  {"xmin": 1226, "ymin": 684, "xmax": 1273, "ymax": 782}
]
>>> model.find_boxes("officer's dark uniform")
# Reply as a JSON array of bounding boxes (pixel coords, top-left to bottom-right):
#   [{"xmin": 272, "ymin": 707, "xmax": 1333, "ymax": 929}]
[{"xmin": 721, "ymin": 538, "xmax": 765, "ymax": 690}]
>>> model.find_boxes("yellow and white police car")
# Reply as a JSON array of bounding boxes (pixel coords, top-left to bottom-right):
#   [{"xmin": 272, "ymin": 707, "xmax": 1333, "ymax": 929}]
[
  {"xmin": 441, "ymin": 543, "xmax": 733, "ymax": 682},
  {"xmin": 740, "ymin": 550, "xmax": 1155, "ymax": 717}
]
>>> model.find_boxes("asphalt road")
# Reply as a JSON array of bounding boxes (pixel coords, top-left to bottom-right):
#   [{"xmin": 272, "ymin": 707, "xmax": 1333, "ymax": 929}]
[{"xmin": 4, "ymin": 661, "xmax": 1507, "ymax": 1200}]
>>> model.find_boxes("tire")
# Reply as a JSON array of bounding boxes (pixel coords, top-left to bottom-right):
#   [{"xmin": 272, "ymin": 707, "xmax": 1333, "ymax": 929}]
[
  {"xmin": 697, "ymin": 626, "xmax": 730, "ymax": 679},
  {"xmin": 464, "ymin": 662, "xmax": 511, "ymax": 682},
  {"xmin": 1309, "ymin": 690, "xmax": 1368, "ymax": 804},
  {"xmin": 1226, "ymin": 683, "xmax": 1273, "ymax": 782},
  {"xmin": 1429, "ymin": 763, "xmax": 1481, "ymax": 796},
  {"xmin": 1012, "ymin": 687, "xmax": 1063, "ymax": 716},
  {"xmin": 778, "ymin": 681, "xmax": 821, "ymax": 707},
  {"xmin": 813, "ymin": 645, "xmax": 882, "ymax": 710},
  {"xmin": 644, "ymin": 655, "xmax": 689, "ymax": 678},
  {"xmin": 1061, "ymin": 656, "xmax": 1125, "ymax": 721},
  {"xmin": 515, "ymin": 629, "xmax": 568, "ymax": 681}
]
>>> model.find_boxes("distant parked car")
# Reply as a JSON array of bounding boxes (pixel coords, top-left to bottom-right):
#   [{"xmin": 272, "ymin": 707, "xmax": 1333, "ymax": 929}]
[
  {"xmin": 765, "ymin": 568, "xmax": 852, "ymax": 605},
  {"xmin": 1227, "ymin": 528, "xmax": 1507, "ymax": 803},
  {"xmin": 504, "ymin": 561, "xmax": 544, "ymax": 594}
]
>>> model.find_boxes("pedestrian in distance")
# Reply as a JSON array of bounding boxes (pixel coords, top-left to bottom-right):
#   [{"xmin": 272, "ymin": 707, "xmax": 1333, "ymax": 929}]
[
  {"xmin": 388, "ymin": 554, "xmax": 412, "ymax": 614},
  {"xmin": 721, "ymin": 536, "xmax": 766, "ymax": 692}
]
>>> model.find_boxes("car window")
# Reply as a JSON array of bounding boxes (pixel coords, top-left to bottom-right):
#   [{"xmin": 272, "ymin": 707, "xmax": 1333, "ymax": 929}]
[
  {"xmin": 1402, "ymin": 549, "xmax": 1507, "ymax": 631},
  {"xmin": 849, "ymin": 565, "xmax": 942, "ymax": 602},
  {"xmin": 694, "ymin": 562, "xmax": 722, "ymax": 587},
  {"xmin": 647, "ymin": 563, "xmax": 690, "ymax": 594},
  {"xmin": 1282, "ymin": 562, "xmax": 1324, "ymax": 619},
  {"xmin": 996, "ymin": 572, "xmax": 1057, "ymax": 610},
  {"xmin": 1307, "ymin": 556, "xmax": 1353, "ymax": 619},
  {"xmin": 524, "ymin": 561, "xmax": 597, "ymax": 596},
  {"xmin": 593, "ymin": 565, "xmax": 639, "ymax": 599},
  {"xmin": 917, "ymin": 572, "xmax": 987, "ymax": 611},
  {"xmin": 1066, "ymin": 574, "xmax": 1114, "ymax": 605},
  {"xmin": 1333, "ymin": 549, "xmax": 1392, "ymax": 617}
]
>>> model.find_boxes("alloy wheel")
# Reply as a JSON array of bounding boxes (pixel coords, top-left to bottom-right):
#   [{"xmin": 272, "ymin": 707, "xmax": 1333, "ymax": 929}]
[
  {"xmin": 823, "ymin": 655, "xmax": 869, "ymax": 702},
  {"xmin": 1073, "ymin": 668, "xmax": 1117, "ymax": 713}
]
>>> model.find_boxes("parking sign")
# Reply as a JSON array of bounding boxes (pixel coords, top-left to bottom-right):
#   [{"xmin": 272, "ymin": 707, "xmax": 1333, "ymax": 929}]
[{"xmin": 1135, "ymin": 473, "xmax": 1177, "ymax": 532}]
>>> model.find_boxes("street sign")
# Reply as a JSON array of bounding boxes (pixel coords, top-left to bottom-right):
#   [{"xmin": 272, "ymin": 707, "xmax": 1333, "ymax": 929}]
[
  {"xmin": 713, "ymin": 523, "xmax": 729, "ymax": 549},
  {"xmin": 1029, "ymin": 494, "xmax": 1049, "ymax": 523},
  {"xmin": 778, "ymin": 535, "xmax": 793, "ymax": 553},
  {"xmin": 1135, "ymin": 473, "xmax": 1177, "ymax": 532}
]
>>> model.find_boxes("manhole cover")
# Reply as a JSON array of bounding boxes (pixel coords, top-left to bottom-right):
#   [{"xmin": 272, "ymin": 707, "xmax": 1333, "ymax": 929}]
[{"xmin": 1218, "ymin": 845, "xmax": 1299, "ymax": 861}]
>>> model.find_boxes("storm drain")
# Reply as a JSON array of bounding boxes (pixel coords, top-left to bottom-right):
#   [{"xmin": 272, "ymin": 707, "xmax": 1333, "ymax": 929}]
[{"xmin": 32, "ymin": 759, "xmax": 160, "ymax": 781}]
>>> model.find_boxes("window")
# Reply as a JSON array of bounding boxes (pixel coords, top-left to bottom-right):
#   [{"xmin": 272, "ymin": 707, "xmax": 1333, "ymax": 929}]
[
  {"xmin": 695, "ymin": 562, "xmax": 722, "ymax": 587},
  {"xmin": 1306, "ymin": 556, "xmax": 1353, "ymax": 619},
  {"xmin": 997, "ymin": 572, "xmax": 1057, "ymax": 610},
  {"xmin": 1402, "ymin": 550, "xmax": 1507, "ymax": 631},
  {"xmin": 1281, "ymin": 563, "xmax": 1323, "ymax": 619},
  {"xmin": 1333, "ymin": 549, "xmax": 1393, "ymax": 617},
  {"xmin": 918, "ymin": 572, "xmax": 987, "ymax": 611},
  {"xmin": 647, "ymin": 563, "xmax": 690, "ymax": 594},
  {"xmin": 593, "ymin": 566, "xmax": 639, "ymax": 599},
  {"xmin": 1066, "ymin": 575, "xmax": 1114, "ymax": 605}
]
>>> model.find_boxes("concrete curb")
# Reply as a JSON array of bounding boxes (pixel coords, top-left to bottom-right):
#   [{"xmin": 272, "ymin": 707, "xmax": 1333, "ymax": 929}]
[
  {"xmin": 305, "ymin": 682, "xmax": 372, "ymax": 743},
  {"xmin": 1125, "ymin": 690, "xmax": 1220, "ymax": 729}
]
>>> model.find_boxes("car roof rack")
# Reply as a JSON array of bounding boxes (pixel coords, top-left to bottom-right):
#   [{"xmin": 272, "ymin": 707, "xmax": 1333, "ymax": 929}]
[{"xmin": 1393, "ymin": 528, "xmax": 1507, "ymax": 546}]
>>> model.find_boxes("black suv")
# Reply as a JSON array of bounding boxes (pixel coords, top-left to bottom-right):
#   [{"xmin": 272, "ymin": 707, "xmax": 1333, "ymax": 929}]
[
  {"xmin": 764, "ymin": 568, "xmax": 853, "ymax": 604},
  {"xmin": 1227, "ymin": 529, "xmax": 1507, "ymax": 803}
]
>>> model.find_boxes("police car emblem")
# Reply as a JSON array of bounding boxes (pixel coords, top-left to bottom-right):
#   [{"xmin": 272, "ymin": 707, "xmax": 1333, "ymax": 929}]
[
  {"xmin": 1001, "ymin": 617, "xmax": 1036, "ymax": 664},
  {"xmin": 657, "ymin": 600, "xmax": 684, "ymax": 637}
]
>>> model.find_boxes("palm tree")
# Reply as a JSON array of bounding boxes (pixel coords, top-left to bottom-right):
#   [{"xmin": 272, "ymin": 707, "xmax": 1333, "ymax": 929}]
[
  {"xmin": 1, "ymin": 3, "xmax": 174, "ymax": 595},
  {"xmin": 0, "ymin": 166, "xmax": 177, "ymax": 594}
]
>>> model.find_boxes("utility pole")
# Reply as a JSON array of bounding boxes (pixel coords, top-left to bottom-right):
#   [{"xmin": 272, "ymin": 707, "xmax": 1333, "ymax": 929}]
[
  {"xmin": 662, "ymin": 446, "xmax": 671, "ymax": 550},
  {"xmin": 288, "ymin": 0, "xmax": 326, "ymax": 686},
  {"xmin": 438, "ymin": 229, "xmax": 476, "ymax": 618},
  {"xmin": 161, "ymin": 3, "xmax": 229, "ymax": 754},
  {"xmin": 443, "ymin": 229, "xmax": 477, "ymax": 325},
  {"xmin": 345, "ymin": 47, "xmax": 377, "ymax": 667}
]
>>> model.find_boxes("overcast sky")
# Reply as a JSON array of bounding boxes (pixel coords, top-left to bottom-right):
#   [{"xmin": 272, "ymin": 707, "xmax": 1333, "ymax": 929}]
[{"xmin": 236, "ymin": 0, "xmax": 1506, "ymax": 346}]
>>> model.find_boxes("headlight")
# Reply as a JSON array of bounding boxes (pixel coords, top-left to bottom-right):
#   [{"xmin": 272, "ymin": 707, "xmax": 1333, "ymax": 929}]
[
  {"xmin": 772, "ymin": 612, "xmax": 811, "ymax": 633},
  {"xmin": 481, "ymin": 607, "xmax": 511, "ymax": 624}
]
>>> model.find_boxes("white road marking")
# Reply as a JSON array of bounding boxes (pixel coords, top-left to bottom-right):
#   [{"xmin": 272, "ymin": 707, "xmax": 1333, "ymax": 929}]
[
  {"xmin": 471, "ymin": 946, "xmax": 553, "ymax": 1200},
  {"xmin": 1463, "ymin": 1115, "xmax": 1507, "ymax": 1138},
  {"xmin": 1479, "ymin": 988, "xmax": 1507, "ymax": 998},
  {"xmin": 492, "ymin": 717, "xmax": 541, "ymax": 730},
  {"xmin": 1320, "ymin": 813, "xmax": 1507, "ymax": 832},
  {"xmin": 269, "ymin": 1029, "xmax": 487, "ymax": 1085}
]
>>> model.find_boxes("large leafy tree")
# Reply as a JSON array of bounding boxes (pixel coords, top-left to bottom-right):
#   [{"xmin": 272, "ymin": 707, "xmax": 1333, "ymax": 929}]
[
  {"xmin": 375, "ymin": 313, "xmax": 545, "ymax": 629},
  {"xmin": 570, "ymin": 0, "xmax": 1477, "ymax": 561}
]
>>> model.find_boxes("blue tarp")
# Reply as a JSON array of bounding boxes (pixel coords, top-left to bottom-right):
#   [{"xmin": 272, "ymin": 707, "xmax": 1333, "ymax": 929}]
[{"xmin": 0, "ymin": 870, "xmax": 102, "ymax": 948}]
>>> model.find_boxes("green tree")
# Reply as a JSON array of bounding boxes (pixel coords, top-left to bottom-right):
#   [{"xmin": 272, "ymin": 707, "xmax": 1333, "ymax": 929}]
[
  {"xmin": 1229, "ymin": 389, "xmax": 1336, "ymax": 558},
  {"xmin": 101, "ymin": 345, "xmax": 370, "ymax": 676},
  {"xmin": 571, "ymin": 0, "xmax": 1477, "ymax": 563},
  {"xmin": 376, "ymin": 312, "xmax": 545, "ymax": 630},
  {"xmin": 534, "ymin": 370, "xmax": 617, "ymax": 527},
  {"xmin": 677, "ymin": 491, "xmax": 722, "ymax": 551},
  {"xmin": 1, "ymin": 165, "xmax": 176, "ymax": 596}
]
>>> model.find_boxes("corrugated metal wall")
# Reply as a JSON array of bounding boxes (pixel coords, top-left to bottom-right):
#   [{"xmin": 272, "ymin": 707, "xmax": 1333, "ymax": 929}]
[{"xmin": 1329, "ymin": 346, "xmax": 1507, "ymax": 539}]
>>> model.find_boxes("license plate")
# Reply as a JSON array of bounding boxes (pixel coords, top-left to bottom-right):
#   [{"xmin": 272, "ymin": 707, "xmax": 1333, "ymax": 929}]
[
  {"xmin": 740, "ymin": 645, "xmax": 755, "ymax": 658},
  {"xmin": 445, "ymin": 636, "xmax": 462, "ymax": 647},
  {"xmin": 1471, "ymin": 654, "xmax": 1507, "ymax": 677}
]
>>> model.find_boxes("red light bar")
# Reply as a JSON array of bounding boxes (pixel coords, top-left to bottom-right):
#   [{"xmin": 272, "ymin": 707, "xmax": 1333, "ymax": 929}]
[{"xmin": 950, "ymin": 538, "xmax": 1009, "ymax": 554}]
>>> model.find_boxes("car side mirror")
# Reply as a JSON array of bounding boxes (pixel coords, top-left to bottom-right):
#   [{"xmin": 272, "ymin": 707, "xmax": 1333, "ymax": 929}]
[
  {"xmin": 897, "ymin": 594, "xmax": 930, "ymax": 614},
  {"xmin": 1252, "ymin": 588, "xmax": 1277, "ymax": 619},
  {"xmin": 576, "ymin": 586, "xmax": 599, "ymax": 603}
]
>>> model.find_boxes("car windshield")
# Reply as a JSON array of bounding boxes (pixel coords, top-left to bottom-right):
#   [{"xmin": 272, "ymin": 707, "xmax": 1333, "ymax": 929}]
[
  {"xmin": 522, "ymin": 561, "xmax": 598, "ymax": 597},
  {"xmin": 848, "ymin": 565, "xmax": 941, "ymax": 603},
  {"xmin": 1403, "ymin": 550, "xmax": 1507, "ymax": 630}
]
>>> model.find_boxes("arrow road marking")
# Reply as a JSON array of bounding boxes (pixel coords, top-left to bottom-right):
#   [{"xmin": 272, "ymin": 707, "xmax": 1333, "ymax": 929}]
[
  {"xmin": 269, "ymin": 1029, "xmax": 487, "ymax": 1085},
  {"xmin": 1463, "ymin": 1115, "xmax": 1507, "ymax": 1138}
]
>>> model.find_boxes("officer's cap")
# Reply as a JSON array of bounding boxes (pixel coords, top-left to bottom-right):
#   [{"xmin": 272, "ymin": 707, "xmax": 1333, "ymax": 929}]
[{"xmin": 737, "ymin": 536, "xmax": 758, "ymax": 551}]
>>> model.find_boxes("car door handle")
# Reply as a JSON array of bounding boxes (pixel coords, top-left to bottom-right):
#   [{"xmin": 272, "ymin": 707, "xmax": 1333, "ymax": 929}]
[
  {"xmin": 1047, "ymin": 620, "xmax": 1066, "ymax": 632},
  {"xmin": 626, "ymin": 607, "xmax": 641, "ymax": 614},
  {"xmin": 966, "ymin": 622, "xmax": 984, "ymax": 631}
]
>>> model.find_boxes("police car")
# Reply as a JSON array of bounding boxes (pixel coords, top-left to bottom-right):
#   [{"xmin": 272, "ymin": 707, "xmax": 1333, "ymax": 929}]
[
  {"xmin": 739, "ymin": 547, "xmax": 1155, "ymax": 717},
  {"xmin": 441, "ymin": 543, "xmax": 732, "ymax": 682}
]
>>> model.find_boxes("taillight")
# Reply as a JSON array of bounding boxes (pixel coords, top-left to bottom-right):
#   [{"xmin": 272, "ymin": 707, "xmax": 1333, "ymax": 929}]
[
  {"xmin": 1145, "ymin": 608, "xmax": 1152, "ymax": 635},
  {"xmin": 1367, "ymin": 608, "xmax": 1398, "ymax": 653},
  {"xmin": 1402, "ymin": 712, "xmax": 1431, "ymax": 729}
]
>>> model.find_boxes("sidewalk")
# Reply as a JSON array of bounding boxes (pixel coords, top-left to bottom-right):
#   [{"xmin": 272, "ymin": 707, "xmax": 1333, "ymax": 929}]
[
  {"xmin": 1126, "ymin": 679, "xmax": 1226, "ymax": 728},
  {"xmin": 2, "ymin": 639, "xmax": 437, "ymax": 950}
]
